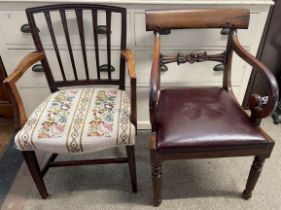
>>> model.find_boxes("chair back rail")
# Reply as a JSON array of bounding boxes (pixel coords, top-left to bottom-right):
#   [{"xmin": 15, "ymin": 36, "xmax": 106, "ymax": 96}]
[
  {"xmin": 146, "ymin": 8, "xmax": 279, "ymax": 124},
  {"xmin": 146, "ymin": 9, "xmax": 250, "ymax": 31},
  {"xmin": 26, "ymin": 4, "xmax": 127, "ymax": 92}
]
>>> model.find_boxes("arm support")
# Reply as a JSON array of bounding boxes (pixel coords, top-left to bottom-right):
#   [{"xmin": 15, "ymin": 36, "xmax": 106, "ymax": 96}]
[
  {"xmin": 230, "ymin": 32, "xmax": 279, "ymax": 121},
  {"xmin": 3, "ymin": 52, "xmax": 45, "ymax": 130},
  {"xmin": 149, "ymin": 32, "xmax": 161, "ymax": 131},
  {"xmin": 121, "ymin": 50, "xmax": 137, "ymax": 129}
]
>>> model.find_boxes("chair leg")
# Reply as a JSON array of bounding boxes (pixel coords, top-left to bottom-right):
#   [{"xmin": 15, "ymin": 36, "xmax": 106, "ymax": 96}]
[
  {"xmin": 22, "ymin": 151, "xmax": 48, "ymax": 199},
  {"xmin": 126, "ymin": 145, "xmax": 137, "ymax": 193},
  {"xmin": 150, "ymin": 149, "xmax": 162, "ymax": 206},
  {"xmin": 242, "ymin": 156, "xmax": 266, "ymax": 200}
]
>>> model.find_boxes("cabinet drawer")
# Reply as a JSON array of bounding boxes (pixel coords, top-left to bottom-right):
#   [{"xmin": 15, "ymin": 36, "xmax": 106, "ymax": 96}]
[
  {"xmin": 135, "ymin": 12, "xmax": 261, "ymax": 48},
  {"xmin": 0, "ymin": 11, "xmax": 130, "ymax": 47},
  {"xmin": 135, "ymin": 50, "xmax": 246, "ymax": 86},
  {"xmin": 8, "ymin": 49, "xmax": 122, "ymax": 88},
  {"xmin": 19, "ymin": 87, "xmax": 51, "ymax": 116}
]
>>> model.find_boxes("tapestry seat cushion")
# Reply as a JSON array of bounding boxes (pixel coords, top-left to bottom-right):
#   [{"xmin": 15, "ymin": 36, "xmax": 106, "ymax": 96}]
[{"xmin": 15, "ymin": 88, "xmax": 135, "ymax": 154}]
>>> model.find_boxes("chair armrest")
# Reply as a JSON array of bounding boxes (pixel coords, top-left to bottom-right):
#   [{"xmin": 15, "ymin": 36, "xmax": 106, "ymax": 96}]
[
  {"xmin": 3, "ymin": 51, "xmax": 45, "ymax": 130},
  {"xmin": 121, "ymin": 50, "xmax": 137, "ymax": 129},
  {"xmin": 230, "ymin": 31, "xmax": 279, "ymax": 121},
  {"xmin": 149, "ymin": 32, "xmax": 161, "ymax": 131},
  {"xmin": 121, "ymin": 50, "xmax": 136, "ymax": 79}
]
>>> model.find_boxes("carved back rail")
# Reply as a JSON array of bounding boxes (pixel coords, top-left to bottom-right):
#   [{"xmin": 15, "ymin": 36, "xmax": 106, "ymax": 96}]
[
  {"xmin": 26, "ymin": 4, "xmax": 127, "ymax": 92},
  {"xmin": 146, "ymin": 9, "xmax": 279, "ymax": 125},
  {"xmin": 146, "ymin": 8, "xmax": 250, "ymax": 74}
]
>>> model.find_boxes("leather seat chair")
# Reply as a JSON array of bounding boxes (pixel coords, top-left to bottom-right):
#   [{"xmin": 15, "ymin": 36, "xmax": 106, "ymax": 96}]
[{"xmin": 146, "ymin": 8, "xmax": 279, "ymax": 206}]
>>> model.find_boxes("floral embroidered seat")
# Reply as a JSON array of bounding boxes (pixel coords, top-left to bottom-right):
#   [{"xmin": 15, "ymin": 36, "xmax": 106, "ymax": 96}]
[
  {"xmin": 15, "ymin": 88, "xmax": 135, "ymax": 154},
  {"xmin": 4, "ymin": 4, "xmax": 137, "ymax": 198}
]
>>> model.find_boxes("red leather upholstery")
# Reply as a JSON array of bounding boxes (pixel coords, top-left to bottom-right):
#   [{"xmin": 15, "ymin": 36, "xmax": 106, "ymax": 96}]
[{"xmin": 157, "ymin": 87, "xmax": 268, "ymax": 149}]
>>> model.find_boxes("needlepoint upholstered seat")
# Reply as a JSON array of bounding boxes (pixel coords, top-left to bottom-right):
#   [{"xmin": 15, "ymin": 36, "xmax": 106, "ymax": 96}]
[
  {"xmin": 4, "ymin": 4, "xmax": 137, "ymax": 198},
  {"xmin": 146, "ymin": 9, "xmax": 279, "ymax": 206},
  {"xmin": 15, "ymin": 88, "xmax": 135, "ymax": 154}
]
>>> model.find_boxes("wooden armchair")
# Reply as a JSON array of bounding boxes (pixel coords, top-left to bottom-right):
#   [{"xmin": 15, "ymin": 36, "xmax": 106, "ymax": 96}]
[
  {"xmin": 146, "ymin": 9, "xmax": 279, "ymax": 206},
  {"xmin": 4, "ymin": 4, "xmax": 137, "ymax": 198}
]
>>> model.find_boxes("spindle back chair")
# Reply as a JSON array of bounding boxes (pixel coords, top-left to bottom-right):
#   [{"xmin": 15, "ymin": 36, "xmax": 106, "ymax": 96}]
[
  {"xmin": 4, "ymin": 4, "xmax": 137, "ymax": 199},
  {"xmin": 26, "ymin": 4, "xmax": 127, "ymax": 92}
]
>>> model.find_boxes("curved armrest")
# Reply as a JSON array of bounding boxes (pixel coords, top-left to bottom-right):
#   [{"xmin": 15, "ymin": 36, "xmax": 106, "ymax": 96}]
[
  {"xmin": 3, "ymin": 51, "xmax": 45, "ymax": 129},
  {"xmin": 121, "ymin": 50, "xmax": 137, "ymax": 128},
  {"xmin": 121, "ymin": 50, "xmax": 136, "ymax": 79},
  {"xmin": 230, "ymin": 32, "xmax": 279, "ymax": 120},
  {"xmin": 149, "ymin": 32, "xmax": 161, "ymax": 130}
]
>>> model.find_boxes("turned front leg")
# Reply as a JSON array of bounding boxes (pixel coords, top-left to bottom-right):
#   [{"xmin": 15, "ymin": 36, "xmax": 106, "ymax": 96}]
[
  {"xmin": 150, "ymin": 149, "xmax": 162, "ymax": 206},
  {"xmin": 242, "ymin": 156, "xmax": 266, "ymax": 199}
]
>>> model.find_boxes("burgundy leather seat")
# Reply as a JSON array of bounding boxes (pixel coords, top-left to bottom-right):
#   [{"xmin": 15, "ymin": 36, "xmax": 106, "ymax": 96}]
[
  {"xmin": 157, "ymin": 87, "xmax": 268, "ymax": 150},
  {"xmin": 146, "ymin": 9, "xmax": 278, "ymax": 206}
]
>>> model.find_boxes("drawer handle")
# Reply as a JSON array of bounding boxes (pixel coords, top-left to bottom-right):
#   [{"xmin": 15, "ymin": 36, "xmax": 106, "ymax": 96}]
[
  {"xmin": 99, "ymin": 64, "xmax": 115, "ymax": 72},
  {"xmin": 160, "ymin": 64, "xmax": 168, "ymax": 72},
  {"xmin": 32, "ymin": 64, "xmax": 44, "ymax": 73},
  {"xmin": 97, "ymin": 25, "xmax": 111, "ymax": 34},
  {"xmin": 20, "ymin": 24, "xmax": 40, "ymax": 33},
  {"xmin": 159, "ymin": 29, "xmax": 171, "ymax": 35},
  {"xmin": 220, "ymin": 28, "xmax": 230, "ymax": 35},
  {"xmin": 213, "ymin": 64, "xmax": 225, "ymax": 71}
]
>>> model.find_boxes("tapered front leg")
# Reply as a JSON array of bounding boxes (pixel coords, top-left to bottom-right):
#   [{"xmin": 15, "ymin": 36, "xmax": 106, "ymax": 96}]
[
  {"xmin": 22, "ymin": 151, "xmax": 48, "ymax": 199},
  {"xmin": 242, "ymin": 156, "xmax": 266, "ymax": 199},
  {"xmin": 126, "ymin": 145, "xmax": 137, "ymax": 192},
  {"xmin": 151, "ymin": 149, "xmax": 162, "ymax": 206}
]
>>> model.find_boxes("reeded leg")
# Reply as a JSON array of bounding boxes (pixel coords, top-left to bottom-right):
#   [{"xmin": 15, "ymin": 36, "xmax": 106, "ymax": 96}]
[
  {"xmin": 22, "ymin": 151, "xmax": 48, "ymax": 199},
  {"xmin": 126, "ymin": 146, "xmax": 137, "ymax": 192},
  {"xmin": 242, "ymin": 156, "xmax": 266, "ymax": 199},
  {"xmin": 151, "ymin": 149, "xmax": 162, "ymax": 206}
]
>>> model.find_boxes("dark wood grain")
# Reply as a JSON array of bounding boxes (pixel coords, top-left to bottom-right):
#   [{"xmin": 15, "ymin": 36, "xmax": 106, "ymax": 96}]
[
  {"xmin": 44, "ymin": 11, "xmax": 66, "ymax": 81},
  {"xmin": 0, "ymin": 56, "xmax": 13, "ymax": 118},
  {"xmin": 230, "ymin": 31, "xmax": 279, "ymax": 122},
  {"xmin": 223, "ymin": 29, "xmax": 234, "ymax": 91},
  {"xmin": 92, "ymin": 9, "xmax": 101, "ymax": 80},
  {"xmin": 60, "ymin": 10, "xmax": 78, "ymax": 80},
  {"xmin": 76, "ymin": 8, "xmax": 90, "ymax": 80},
  {"xmin": 149, "ymin": 32, "xmax": 161, "ymax": 132},
  {"xmin": 242, "ymin": 156, "xmax": 266, "ymax": 199},
  {"xmin": 26, "ymin": 4, "xmax": 127, "ymax": 89},
  {"xmin": 106, "ymin": 11, "xmax": 112, "ymax": 80},
  {"xmin": 146, "ymin": 9, "xmax": 250, "ymax": 31},
  {"xmin": 126, "ymin": 146, "xmax": 137, "ymax": 192},
  {"xmin": 22, "ymin": 151, "xmax": 48, "ymax": 199},
  {"xmin": 146, "ymin": 8, "xmax": 275, "ymax": 206},
  {"xmin": 5, "ymin": 4, "xmax": 137, "ymax": 199}
]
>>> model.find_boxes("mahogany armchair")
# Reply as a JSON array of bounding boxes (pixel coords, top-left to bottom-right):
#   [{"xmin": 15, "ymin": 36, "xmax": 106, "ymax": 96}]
[
  {"xmin": 146, "ymin": 9, "xmax": 279, "ymax": 206},
  {"xmin": 4, "ymin": 4, "xmax": 137, "ymax": 198}
]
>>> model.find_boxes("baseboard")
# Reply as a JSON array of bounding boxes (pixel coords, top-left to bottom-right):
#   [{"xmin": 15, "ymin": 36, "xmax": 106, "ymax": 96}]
[{"xmin": 137, "ymin": 121, "xmax": 151, "ymax": 130}]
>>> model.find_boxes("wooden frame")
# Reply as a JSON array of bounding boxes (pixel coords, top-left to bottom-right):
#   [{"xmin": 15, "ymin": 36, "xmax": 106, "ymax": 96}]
[
  {"xmin": 26, "ymin": 4, "xmax": 128, "ymax": 92},
  {"xmin": 0, "ymin": 56, "xmax": 13, "ymax": 118},
  {"xmin": 4, "ymin": 4, "xmax": 137, "ymax": 198},
  {"xmin": 146, "ymin": 9, "xmax": 250, "ymax": 31},
  {"xmin": 146, "ymin": 9, "xmax": 279, "ymax": 206}
]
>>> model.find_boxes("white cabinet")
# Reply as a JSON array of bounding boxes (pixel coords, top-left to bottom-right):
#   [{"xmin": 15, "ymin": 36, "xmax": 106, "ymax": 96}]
[{"xmin": 0, "ymin": 0, "xmax": 273, "ymax": 129}]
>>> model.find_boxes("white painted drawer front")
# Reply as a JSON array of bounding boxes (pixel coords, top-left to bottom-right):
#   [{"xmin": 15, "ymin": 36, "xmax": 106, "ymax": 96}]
[
  {"xmin": 19, "ymin": 87, "xmax": 51, "ymax": 116},
  {"xmin": 135, "ymin": 50, "xmax": 246, "ymax": 86},
  {"xmin": 8, "ymin": 49, "xmax": 122, "ymax": 88},
  {"xmin": 0, "ymin": 11, "xmax": 130, "ymax": 47},
  {"xmin": 135, "ymin": 13, "xmax": 261, "ymax": 48}
]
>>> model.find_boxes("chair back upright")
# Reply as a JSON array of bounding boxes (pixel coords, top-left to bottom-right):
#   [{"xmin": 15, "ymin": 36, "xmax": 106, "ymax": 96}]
[
  {"xmin": 26, "ymin": 4, "xmax": 127, "ymax": 92},
  {"xmin": 145, "ymin": 8, "xmax": 250, "ymax": 89}
]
